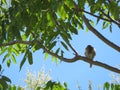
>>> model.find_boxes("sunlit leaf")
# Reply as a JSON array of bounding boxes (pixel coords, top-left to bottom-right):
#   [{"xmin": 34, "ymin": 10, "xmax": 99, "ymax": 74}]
[
  {"xmin": 102, "ymin": 22, "xmax": 109, "ymax": 29},
  {"xmin": 0, "ymin": 47, "xmax": 7, "ymax": 55},
  {"xmin": 64, "ymin": 82, "xmax": 67, "ymax": 88},
  {"xmin": 89, "ymin": 20, "xmax": 94, "ymax": 26},
  {"xmin": 57, "ymin": 3, "xmax": 68, "ymax": 20},
  {"xmin": 12, "ymin": 48, "xmax": 19, "ymax": 56},
  {"xmin": 12, "ymin": 85, "xmax": 17, "ymax": 90},
  {"xmin": 47, "ymin": 12, "xmax": 54, "ymax": 26},
  {"xmin": 2, "ymin": 0, "xmax": 7, "ymax": 4},
  {"xmin": 11, "ymin": 54, "xmax": 16, "ymax": 64},
  {"xmin": 44, "ymin": 53, "xmax": 49, "ymax": 60},
  {"xmin": 64, "ymin": 0, "xmax": 74, "ymax": 9},
  {"xmin": 86, "ymin": 27, "xmax": 89, "ymax": 32},
  {"xmin": 7, "ymin": 59, "xmax": 11, "ymax": 67}
]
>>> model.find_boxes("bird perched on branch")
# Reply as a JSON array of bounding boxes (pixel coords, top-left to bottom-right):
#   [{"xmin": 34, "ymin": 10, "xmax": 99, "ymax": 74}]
[{"xmin": 85, "ymin": 45, "xmax": 96, "ymax": 68}]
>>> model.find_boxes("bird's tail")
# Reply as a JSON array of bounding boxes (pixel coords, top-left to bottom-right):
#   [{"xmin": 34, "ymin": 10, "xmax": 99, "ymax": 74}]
[{"xmin": 90, "ymin": 63, "xmax": 92, "ymax": 68}]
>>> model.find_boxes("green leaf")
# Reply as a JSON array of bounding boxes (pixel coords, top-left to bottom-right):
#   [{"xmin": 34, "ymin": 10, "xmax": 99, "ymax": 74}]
[
  {"xmin": 49, "ymin": 41, "xmax": 57, "ymax": 50},
  {"xmin": 102, "ymin": 22, "xmax": 109, "ymax": 29},
  {"xmin": 2, "ymin": 0, "xmax": 7, "ymax": 4},
  {"xmin": 11, "ymin": 54, "xmax": 17, "ymax": 64},
  {"xmin": 111, "ymin": 83, "xmax": 114, "ymax": 90},
  {"xmin": 61, "ymin": 50, "xmax": 64, "ymax": 57},
  {"xmin": 19, "ymin": 54, "xmax": 27, "ymax": 71},
  {"xmin": 12, "ymin": 48, "xmax": 19, "ymax": 56},
  {"xmin": 0, "ymin": 65, "xmax": 2, "ymax": 71},
  {"xmin": 47, "ymin": 12, "xmax": 54, "ymax": 26},
  {"xmin": 0, "ymin": 84, "xmax": 3, "ymax": 89},
  {"xmin": 12, "ymin": 85, "xmax": 17, "ymax": 90},
  {"xmin": 28, "ymin": 51, "xmax": 33, "ymax": 65},
  {"xmin": 0, "ymin": 78, "xmax": 8, "ymax": 89},
  {"xmin": 0, "ymin": 47, "xmax": 7, "ymax": 55},
  {"xmin": 55, "ymin": 48, "xmax": 60, "ymax": 54},
  {"xmin": 69, "ymin": 24, "xmax": 78, "ymax": 34},
  {"xmin": 64, "ymin": 0, "xmax": 74, "ymax": 9},
  {"xmin": 64, "ymin": 82, "xmax": 67, "ymax": 88},
  {"xmin": 104, "ymin": 82, "xmax": 110, "ymax": 90},
  {"xmin": 78, "ymin": 22, "xmax": 84, "ymax": 30},
  {"xmin": 89, "ymin": 20, "xmax": 94, "ymax": 26},
  {"xmin": 110, "ymin": 24, "xmax": 112, "ymax": 33},
  {"xmin": 57, "ymin": 3, "xmax": 68, "ymax": 20},
  {"xmin": 61, "ymin": 41, "xmax": 69, "ymax": 50},
  {"xmin": 61, "ymin": 33, "xmax": 69, "ymax": 44},
  {"xmin": 86, "ymin": 27, "xmax": 89, "ymax": 32},
  {"xmin": 44, "ymin": 53, "xmax": 49, "ymax": 60},
  {"xmin": 2, "ymin": 54, "xmax": 8, "ymax": 63},
  {"xmin": 7, "ymin": 59, "xmax": 11, "ymax": 67},
  {"xmin": 2, "ymin": 76, "xmax": 11, "ymax": 83},
  {"xmin": 51, "ymin": 56, "xmax": 56, "ymax": 63}
]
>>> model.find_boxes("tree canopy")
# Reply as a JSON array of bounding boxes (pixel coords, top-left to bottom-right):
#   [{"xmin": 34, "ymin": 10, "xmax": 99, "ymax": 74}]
[{"xmin": 0, "ymin": 0, "xmax": 120, "ymax": 74}]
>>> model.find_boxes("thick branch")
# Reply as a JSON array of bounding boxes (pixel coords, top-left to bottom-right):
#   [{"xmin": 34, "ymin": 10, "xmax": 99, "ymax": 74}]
[
  {"xmin": 82, "ymin": 15, "xmax": 120, "ymax": 52},
  {"xmin": 37, "ymin": 41, "xmax": 120, "ymax": 73},
  {"xmin": 0, "ymin": 40, "xmax": 120, "ymax": 73}
]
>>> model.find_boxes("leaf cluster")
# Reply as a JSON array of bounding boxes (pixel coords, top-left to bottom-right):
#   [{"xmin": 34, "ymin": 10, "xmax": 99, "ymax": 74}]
[
  {"xmin": 104, "ymin": 82, "xmax": 120, "ymax": 90},
  {"xmin": 0, "ymin": 65, "xmax": 11, "ymax": 89}
]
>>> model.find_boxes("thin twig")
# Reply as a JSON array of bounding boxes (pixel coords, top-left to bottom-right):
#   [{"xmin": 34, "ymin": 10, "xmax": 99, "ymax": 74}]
[{"xmin": 72, "ymin": 2, "xmax": 120, "ymax": 27}]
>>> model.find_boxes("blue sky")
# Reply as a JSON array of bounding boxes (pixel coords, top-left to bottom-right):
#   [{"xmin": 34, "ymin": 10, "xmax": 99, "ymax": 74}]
[{"xmin": 1, "ymin": 23, "xmax": 120, "ymax": 90}]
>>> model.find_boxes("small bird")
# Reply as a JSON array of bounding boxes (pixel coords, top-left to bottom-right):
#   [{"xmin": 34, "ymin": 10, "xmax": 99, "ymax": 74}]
[{"xmin": 85, "ymin": 45, "xmax": 96, "ymax": 68}]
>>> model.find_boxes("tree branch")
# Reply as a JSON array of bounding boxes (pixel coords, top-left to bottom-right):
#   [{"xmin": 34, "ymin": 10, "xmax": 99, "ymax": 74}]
[
  {"xmin": 0, "ymin": 40, "xmax": 120, "ymax": 73},
  {"xmin": 82, "ymin": 15, "xmax": 120, "ymax": 52},
  {"xmin": 37, "ymin": 40, "xmax": 120, "ymax": 73},
  {"xmin": 67, "ymin": 42, "xmax": 79, "ymax": 55},
  {"xmin": 0, "ymin": 40, "xmax": 32, "ymax": 47},
  {"xmin": 72, "ymin": 2, "xmax": 120, "ymax": 27}
]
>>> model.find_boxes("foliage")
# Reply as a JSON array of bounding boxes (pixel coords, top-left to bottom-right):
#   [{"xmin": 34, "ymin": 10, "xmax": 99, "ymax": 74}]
[
  {"xmin": 42, "ymin": 80, "xmax": 68, "ymax": 90},
  {"xmin": 103, "ymin": 73, "xmax": 120, "ymax": 90},
  {"xmin": 3, "ymin": 68, "xmax": 68, "ymax": 90},
  {"xmin": 103, "ymin": 82, "xmax": 120, "ymax": 90},
  {"xmin": 0, "ymin": 64, "xmax": 11, "ymax": 89},
  {"xmin": 5, "ymin": 81, "xmax": 68, "ymax": 90},
  {"xmin": 7, "ymin": 85, "xmax": 24, "ymax": 90}
]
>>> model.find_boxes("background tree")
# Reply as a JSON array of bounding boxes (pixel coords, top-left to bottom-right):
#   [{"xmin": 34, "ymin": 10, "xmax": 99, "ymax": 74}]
[
  {"xmin": 0, "ymin": 0, "xmax": 120, "ymax": 88},
  {"xmin": 24, "ymin": 68, "xmax": 51, "ymax": 90}
]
